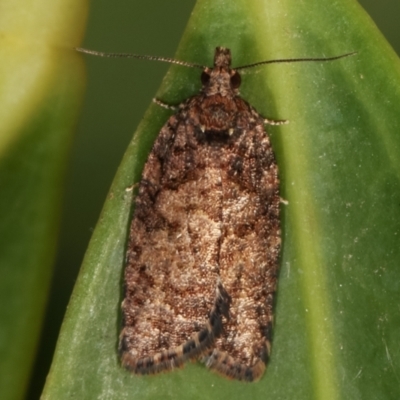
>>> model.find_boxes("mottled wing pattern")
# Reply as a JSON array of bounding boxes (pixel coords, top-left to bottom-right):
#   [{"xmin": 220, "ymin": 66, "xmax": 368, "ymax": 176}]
[
  {"xmin": 203, "ymin": 100, "xmax": 280, "ymax": 381},
  {"xmin": 119, "ymin": 47, "xmax": 281, "ymax": 382},
  {"xmin": 120, "ymin": 107, "xmax": 230, "ymax": 374}
]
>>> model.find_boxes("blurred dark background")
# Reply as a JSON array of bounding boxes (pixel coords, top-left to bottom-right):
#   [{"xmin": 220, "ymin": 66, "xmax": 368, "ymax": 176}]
[{"xmin": 27, "ymin": 1, "xmax": 399, "ymax": 398}]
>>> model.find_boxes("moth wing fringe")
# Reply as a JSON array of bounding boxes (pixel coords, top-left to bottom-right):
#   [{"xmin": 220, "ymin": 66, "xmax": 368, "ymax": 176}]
[
  {"xmin": 119, "ymin": 319, "xmax": 221, "ymax": 375},
  {"xmin": 203, "ymin": 349, "xmax": 266, "ymax": 382}
]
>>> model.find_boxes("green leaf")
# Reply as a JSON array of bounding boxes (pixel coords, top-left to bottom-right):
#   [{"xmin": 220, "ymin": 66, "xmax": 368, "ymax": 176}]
[
  {"xmin": 41, "ymin": 0, "xmax": 400, "ymax": 399},
  {"xmin": 0, "ymin": 1, "xmax": 87, "ymax": 399}
]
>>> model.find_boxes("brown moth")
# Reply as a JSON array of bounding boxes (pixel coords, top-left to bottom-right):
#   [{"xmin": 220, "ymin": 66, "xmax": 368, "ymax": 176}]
[
  {"xmin": 121, "ymin": 47, "xmax": 282, "ymax": 382},
  {"xmin": 77, "ymin": 46, "xmax": 355, "ymax": 381}
]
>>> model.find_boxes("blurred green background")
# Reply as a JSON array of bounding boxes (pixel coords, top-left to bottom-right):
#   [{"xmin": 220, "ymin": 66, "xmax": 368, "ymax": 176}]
[{"xmin": 26, "ymin": 1, "xmax": 399, "ymax": 398}]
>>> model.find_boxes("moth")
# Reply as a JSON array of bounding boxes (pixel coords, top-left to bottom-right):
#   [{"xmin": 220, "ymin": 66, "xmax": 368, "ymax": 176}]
[{"xmin": 77, "ymin": 46, "xmax": 354, "ymax": 381}]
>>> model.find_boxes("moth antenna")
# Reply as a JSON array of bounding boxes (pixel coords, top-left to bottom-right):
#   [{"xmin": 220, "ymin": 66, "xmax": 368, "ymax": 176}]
[
  {"xmin": 235, "ymin": 51, "xmax": 357, "ymax": 71},
  {"xmin": 75, "ymin": 47, "xmax": 205, "ymax": 70}
]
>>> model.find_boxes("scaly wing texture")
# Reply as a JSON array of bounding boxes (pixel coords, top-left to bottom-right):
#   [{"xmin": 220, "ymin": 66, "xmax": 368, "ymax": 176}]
[
  {"xmin": 120, "ymin": 106, "xmax": 228, "ymax": 374},
  {"xmin": 120, "ymin": 92, "xmax": 280, "ymax": 382},
  {"xmin": 205, "ymin": 102, "xmax": 280, "ymax": 381}
]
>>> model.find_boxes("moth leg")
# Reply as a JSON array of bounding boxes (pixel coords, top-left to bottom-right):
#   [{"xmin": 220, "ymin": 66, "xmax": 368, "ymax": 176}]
[
  {"xmin": 152, "ymin": 98, "xmax": 179, "ymax": 110},
  {"xmin": 263, "ymin": 117, "xmax": 289, "ymax": 126},
  {"xmin": 280, "ymin": 197, "xmax": 289, "ymax": 205}
]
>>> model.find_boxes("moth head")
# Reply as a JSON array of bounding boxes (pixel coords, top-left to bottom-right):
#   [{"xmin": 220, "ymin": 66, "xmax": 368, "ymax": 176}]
[{"xmin": 200, "ymin": 47, "xmax": 242, "ymax": 95}]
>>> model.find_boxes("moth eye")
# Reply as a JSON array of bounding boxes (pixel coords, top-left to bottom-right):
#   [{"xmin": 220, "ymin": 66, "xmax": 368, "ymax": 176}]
[
  {"xmin": 201, "ymin": 71, "xmax": 210, "ymax": 85},
  {"xmin": 230, "ymin": 72, "xmax": 241, "ymax": 89}
]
